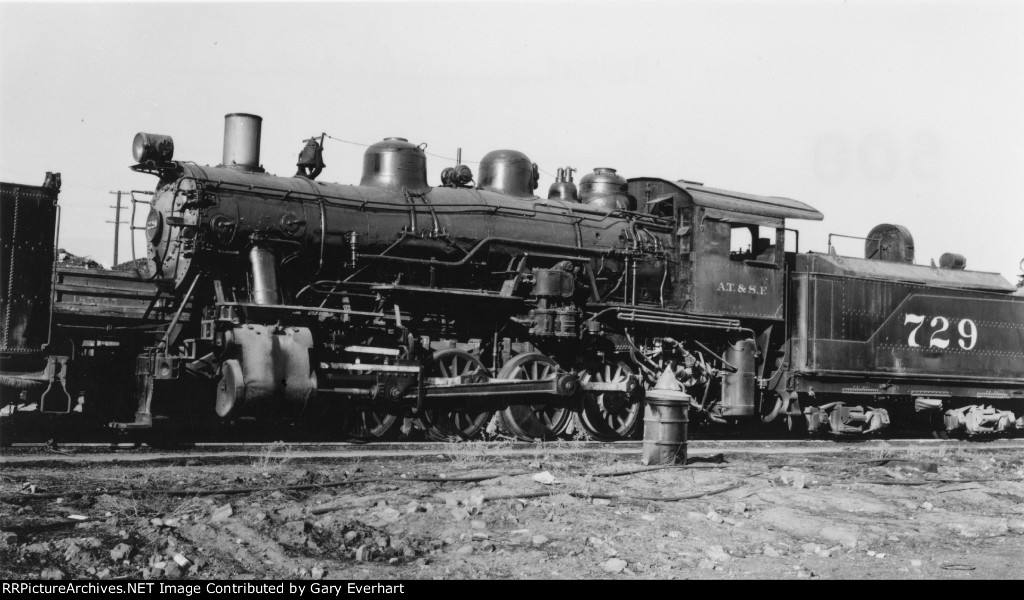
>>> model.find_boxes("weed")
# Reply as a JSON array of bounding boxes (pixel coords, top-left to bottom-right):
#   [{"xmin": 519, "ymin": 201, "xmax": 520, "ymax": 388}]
[
  {"xmin": 94, "ymin": 494, "xmax": 141, "ymax": 519},
  {"xmin": 251, "ymin": 441, "xmax": 293, "ymax": 473},
  {"xmin": 169, "ymin": 496, "xmax": 204, "ymax": 518},
  {"xmin": 900, "ymin": 445, "xmax": 948, "ymax": 461},
  {"xmin": 434, "ymin": 440, "xmax": 483, "ymax": 470},
  {"xmin": 871, "ymin": 444, "xmax": 897, "ymax": 460}
]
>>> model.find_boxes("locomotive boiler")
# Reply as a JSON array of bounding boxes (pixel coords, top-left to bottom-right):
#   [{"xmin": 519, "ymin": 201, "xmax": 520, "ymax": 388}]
[
  {"xmin": 131, "ymin": 113, "xmax": 670, "ymax": 440},
  {"xmin": 3, "ymin": 112, "xmax": 1023, "ymax": 442}
]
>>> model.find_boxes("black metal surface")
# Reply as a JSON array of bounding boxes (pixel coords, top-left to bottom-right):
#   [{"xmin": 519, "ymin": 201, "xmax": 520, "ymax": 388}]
[
  {"xmin": 359, "ymin": 137, "xmax": 429, "ymax": 192},
  {"xmin": 579, "ymin": 167, "xmax": 631, "ymax": 211},
  {"xmin": 0, "ymin": 180, "xmax": 58, "ymax": 354},
  {"xmin": 786, "ymin": 253, "xmax": 1024, "ymax": 403},
  {"xmin": 476, "ymin": 149, "xmax": 538, "ymax": 198},
  {"xmin": 547, "ymin": 167, "xmax": 578, "ymax": 202},
  {"xmin": 865, "ymin": 223, "xmax": 914, "ymax": 263}
]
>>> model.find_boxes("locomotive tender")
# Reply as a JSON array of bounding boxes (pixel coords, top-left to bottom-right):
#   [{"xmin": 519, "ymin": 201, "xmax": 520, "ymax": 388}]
[{"xmin": 2, "ymin": 112, "xmax": 1022, "ymax": 440}]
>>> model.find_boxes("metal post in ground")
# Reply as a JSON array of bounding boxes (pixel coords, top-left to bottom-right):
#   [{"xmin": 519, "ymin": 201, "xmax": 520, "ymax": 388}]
[{"xmin": 107, "ymin": 190, "xmax": 128, "ymax": 266}]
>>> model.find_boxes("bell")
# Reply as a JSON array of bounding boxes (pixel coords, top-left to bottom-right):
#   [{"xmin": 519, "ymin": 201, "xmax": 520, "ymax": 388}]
[{"xmin": 295, "ymin": 138, "xmax": 325, "ymax": 179}]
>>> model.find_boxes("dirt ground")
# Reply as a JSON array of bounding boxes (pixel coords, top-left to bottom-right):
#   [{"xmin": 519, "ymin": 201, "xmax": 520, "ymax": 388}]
[{"xmin": 1, "ymin": 441, "xmax": 1023, "ymax": 580}]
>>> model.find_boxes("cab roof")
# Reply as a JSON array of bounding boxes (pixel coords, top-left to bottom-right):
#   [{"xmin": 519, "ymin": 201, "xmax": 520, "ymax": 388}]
[
  {"xmin": 680, "ymin": 183, "xmax": 824, "ymax": 222},
  {"xmin": 628, "ymin": 177, "xmax": 824, "ymax": 225}
]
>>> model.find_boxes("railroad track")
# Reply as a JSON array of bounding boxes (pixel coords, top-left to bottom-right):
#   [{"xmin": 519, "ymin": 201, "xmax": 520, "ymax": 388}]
[
  {"xmin": 2, "ymin": 438, "xmax": 1022, "ymax": 466},
  {"xmin": 6, "ymin": 409, "xmax": 1018, "ymax": 446}
]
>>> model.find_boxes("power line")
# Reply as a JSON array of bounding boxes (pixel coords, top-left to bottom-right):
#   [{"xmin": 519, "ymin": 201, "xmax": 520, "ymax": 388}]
[
  {"xmin": 321, "ymin": 132, "xmax": 558, "ymax": 179},
  {"xmin": 322, "ymin": 132, "xmax": 478, "ymax": 164}
]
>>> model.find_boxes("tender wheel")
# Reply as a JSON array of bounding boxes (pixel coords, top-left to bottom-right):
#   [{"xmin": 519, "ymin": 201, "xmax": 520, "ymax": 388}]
[
  {"xmin": 923, "ymin": 409, "xmax": 950, "ymax": 440},
  {"xmin": 573, "ymin": 359, "xmax": 642, "ymax": 441},
  {"xmin": 496, "ymin": 352, "xmax": 572, "ymax": 441},
  {"xmin": 419, "ymin": 349, "xmax": 494, "ymax": 441}
]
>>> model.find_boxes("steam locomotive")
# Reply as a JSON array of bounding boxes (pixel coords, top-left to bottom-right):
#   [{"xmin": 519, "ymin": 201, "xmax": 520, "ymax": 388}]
[{"xmin": 2, "ymin": 113, "xmax": 1023, "ymax": 441}]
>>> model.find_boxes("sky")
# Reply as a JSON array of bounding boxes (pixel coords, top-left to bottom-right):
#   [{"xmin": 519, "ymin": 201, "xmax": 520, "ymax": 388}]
[{"xmin": 2, "ymin": 0, "xmax": 1023, "ymax": 283}]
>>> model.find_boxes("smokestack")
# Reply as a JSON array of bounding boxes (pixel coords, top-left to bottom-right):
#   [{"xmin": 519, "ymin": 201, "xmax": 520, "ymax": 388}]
[{"xmin": 221, "ymin": 113, "xmax": 263, "ymax": 172}]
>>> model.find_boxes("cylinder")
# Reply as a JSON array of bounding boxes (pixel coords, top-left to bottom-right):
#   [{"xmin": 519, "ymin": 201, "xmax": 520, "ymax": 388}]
[
  {"xmin": 721, "ymin": 339, "xmax": 756, "ymax": 417},
  {"xmin": 249, "ymin": 245, "xmax": 279, "ymax": 305},
  {"xmin": 641, "ymin": 389, "xmax": 690, "ymax": 465},
  {"xmin": 215, "ymin": 325, "xmax": 317, "ymax": 418},
  {"xmin": 222, "ymin": 113, "xmax": 263, "ymax": 171}
]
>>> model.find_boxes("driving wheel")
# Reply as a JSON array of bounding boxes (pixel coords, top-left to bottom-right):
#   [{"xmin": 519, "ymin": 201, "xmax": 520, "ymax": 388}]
[
  {"xmin": 419, "ymin": 349, "xmax": 494, "ymax": 441},
  {"xmin": 496, "ymin": 352, "xmax": 572, "ymax": 441},
  {"xmin": 573, "ymin": 359, "xmax": 642, "ymax": 441}
]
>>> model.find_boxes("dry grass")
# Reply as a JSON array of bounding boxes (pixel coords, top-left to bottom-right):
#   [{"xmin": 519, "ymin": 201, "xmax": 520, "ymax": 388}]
[
  {"xmin": 251, "ymin": 441, "xmax": 294, "ymax": 473},
  {"xmin": 93, "ymin": 494, "xmax": 141, "ymax": 519},
  {"xmin": 871, "ymin": 442, "xmax": 965, "ymax": 462},
  {"xmin": 169, "ymin": 496, "xmax": 205, "ymax": 518},
  {"xmin": 440, "ymin": 439, "xmax": 518, "ymax": 467},
  {"xmin": 870, "ymin": 444, "xmax": 898, "ymax": 460}
]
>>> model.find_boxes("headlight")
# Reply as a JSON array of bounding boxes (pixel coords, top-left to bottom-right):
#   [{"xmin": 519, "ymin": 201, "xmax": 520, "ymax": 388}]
[{"xmin": 132, "ymin": 132, "xmax": 175, "ymax": 163}]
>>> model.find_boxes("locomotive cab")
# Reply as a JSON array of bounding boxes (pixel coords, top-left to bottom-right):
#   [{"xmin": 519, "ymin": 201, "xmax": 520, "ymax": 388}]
[{"xmin": 628, "ymin": 178, "xmax": 823, "ymax": 319}]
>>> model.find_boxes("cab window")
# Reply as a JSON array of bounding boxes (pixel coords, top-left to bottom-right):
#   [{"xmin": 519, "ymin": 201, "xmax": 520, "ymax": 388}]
[
  {"xmin": 730, "ymin": 225, "xmax": 779, "ymax": 263},
  {"xmin": 730, "ymin": 226, "xmax": 753, "ymax": 259}
]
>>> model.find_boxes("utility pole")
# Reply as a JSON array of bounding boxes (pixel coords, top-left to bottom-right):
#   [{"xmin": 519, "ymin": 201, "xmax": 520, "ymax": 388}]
[{"xmin": 107, "ymin": 191, "xmax": 129, "ymax": 266}]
